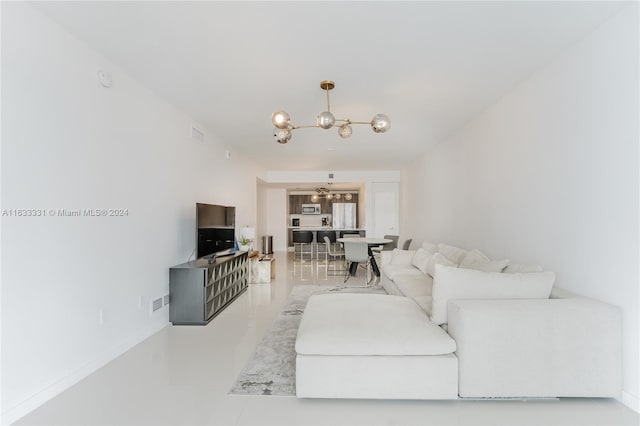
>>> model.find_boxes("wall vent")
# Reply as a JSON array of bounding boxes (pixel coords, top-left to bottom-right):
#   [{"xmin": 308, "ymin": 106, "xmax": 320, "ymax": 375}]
[
  {"xmin": 328, "ymin": 173, "xmax": 334, "ymax": 179},
  {"xmin": 151, "ymin": 297, "xmax": 163, "ymax": 313},
  {"xmin": 191, "ymin": 126, "xmax": 204, "ymax": 142},
  {"xmin": 163, "ymin": 294, "xmax": 170, "ymax": 306}
]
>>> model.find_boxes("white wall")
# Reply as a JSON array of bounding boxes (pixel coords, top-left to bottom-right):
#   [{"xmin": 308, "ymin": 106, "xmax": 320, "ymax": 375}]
[
  {"xmin": 1, "ymin": 4, "xmax": 263, "ymax": 423},
  {"xmin": 265, "ymin": 188, "xmax": 288, "ymax": 252},
  {"xmin": 403, "ymin": 4, "xmax": 638, "ymax": 410}
]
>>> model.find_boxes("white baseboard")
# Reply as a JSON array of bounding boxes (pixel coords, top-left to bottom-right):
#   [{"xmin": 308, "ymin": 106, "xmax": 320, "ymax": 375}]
[
  {"xmin": 1, "ymin": 320, "xmax": 169, "ymax": 425},
  {"xmin": 622, "ymin": 391, "xmax": 639, "ymax": 413}
]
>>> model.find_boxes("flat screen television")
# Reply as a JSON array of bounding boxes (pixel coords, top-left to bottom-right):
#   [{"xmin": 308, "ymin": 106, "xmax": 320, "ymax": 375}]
[{"xmin": 196, "ymin": 203, "xmax": 236, "ymax": 258}]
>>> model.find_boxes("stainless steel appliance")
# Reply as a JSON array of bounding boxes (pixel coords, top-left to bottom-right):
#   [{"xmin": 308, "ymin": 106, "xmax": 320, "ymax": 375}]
[
  {"xmin": 332, "ymin": 203, "xmax": 356, "ymax": 229},
  {"xmin": 291, "ymin": 218, "xmax": 300, "ymax": 227},
  {"xmin": 301, "ymin": 204, "xmax": 321, "ymax": 215}
]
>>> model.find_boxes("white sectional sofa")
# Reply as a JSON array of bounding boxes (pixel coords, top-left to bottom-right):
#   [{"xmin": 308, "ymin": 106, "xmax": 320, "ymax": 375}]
[{"xmin": 295, "ymin": 242, "xmax": 622, "ymax": 400}]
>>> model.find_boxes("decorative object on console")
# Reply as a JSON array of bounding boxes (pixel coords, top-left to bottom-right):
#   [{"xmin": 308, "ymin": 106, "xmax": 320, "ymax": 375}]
[
  {"xmin": 239, "ymin": 226, "xmax": 255, "ymax": 251},
  {"xmin": 272, "ymin": 80, "xmax": 390, "ymax": 144}
]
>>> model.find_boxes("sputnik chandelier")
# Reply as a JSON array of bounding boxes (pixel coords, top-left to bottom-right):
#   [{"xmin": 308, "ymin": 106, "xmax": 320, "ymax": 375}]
[
  {"xmin": 310, "ymin": 184, "xmax": 353, "ymax": 201},
  {"xmin": 272, "ymin": 80, "xmax": 391, "ymax": 144}
]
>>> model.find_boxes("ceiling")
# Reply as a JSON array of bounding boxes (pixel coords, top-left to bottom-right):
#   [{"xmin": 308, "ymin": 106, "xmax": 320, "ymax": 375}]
[{"xmin": 33, "ymin": 1, "xmax": 627, "ymax": 171}]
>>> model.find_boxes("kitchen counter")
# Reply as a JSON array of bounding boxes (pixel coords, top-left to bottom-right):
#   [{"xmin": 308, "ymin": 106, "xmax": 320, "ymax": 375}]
[{"xmin": 289, "ymin": 227, "xmax": 364, "ymax": 231}]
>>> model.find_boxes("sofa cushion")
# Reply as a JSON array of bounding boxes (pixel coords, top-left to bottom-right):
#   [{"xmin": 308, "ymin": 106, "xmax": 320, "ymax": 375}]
[
  {"xmin": 430, "ymin": 264, "xmax": 556, "ymax": 325},
  {"xmin": 383, "ymin": 265, "xmax": 423, "ymax": 281},
  {"xmin": 296, "ymin": 294, "xmax": 456, "ymax": 356},
  {"xmin": 390, "ymin": 249, "xmax": 416, "ymax": 266},
  {"xmin": 413, "ymin": 295, "xmax": 433, "ymax": 317},
  {"xmin": 426, "ymin": 253, "xmax": 456, "ymax": 277},
  {"xmin": 421, "ymin": 242, "xmax": 437, "ymax": 253},
  {"xmin": 437, "ymin": 243, "xmax": 468, "ymax": 264},
  {"xmin": 394, "ymin": 274, "xmax": 433, "ymax": 298},
  {"xmin": 411, "ymin": 248, "xmax": 433, "ymax": 275},
  {"xmin": 504, "ymin": 263, "xmax": 544, "ymax": 273}
]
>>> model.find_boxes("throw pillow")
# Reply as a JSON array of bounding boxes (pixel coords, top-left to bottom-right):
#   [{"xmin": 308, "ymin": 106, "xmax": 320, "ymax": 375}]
[
  {"xmin": 504, "ymin": 263, "xmax": 544, "ymax": 273},
  {"xmin": 436, "ymin": 243, "xmax": 468, "ymax": 265},
  {"xmin": 390, "ymin": 249, "xmax": 416, "ymax": 266},
  {"xmin": 430, "ymin": 264, "xmax": 555, "ymax": 325},
  {"xmin": 474, "ymin": 259, "xmax": 510, "ymax": 272},
  {"xmin": 425, "ymin": 252, "xmax": 456, "ymax": 277},
  {"xmin": 411, "ymin": 248, "xmax": 433, "ymax": 275},
  {"xmin": 458, "ymin": 249, "xmax": 490, "ymax": 269},
  {"xmin": 421, "ymin": 242, "xmax": 437, "ymax": 253}
]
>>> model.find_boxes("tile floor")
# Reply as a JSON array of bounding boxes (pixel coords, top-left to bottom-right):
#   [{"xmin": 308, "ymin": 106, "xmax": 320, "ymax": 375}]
[{"xmin": 17, "ymin": 252, "xmax": 639, "ymax": 425}]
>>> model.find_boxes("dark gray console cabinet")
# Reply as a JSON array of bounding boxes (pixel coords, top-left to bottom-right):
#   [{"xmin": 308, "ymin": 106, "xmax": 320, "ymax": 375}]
[{"xmin": 169, "ymin": 251, "xmax": 248, "ymax": 325}]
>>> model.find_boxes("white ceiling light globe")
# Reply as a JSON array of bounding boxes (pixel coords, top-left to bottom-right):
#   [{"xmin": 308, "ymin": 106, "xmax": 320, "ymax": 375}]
[
  {"xmin": 338, "ymin": 124, "xmax": 352, "ymax": 138},
  {"xmin": 345, "ymin": 193, "xmax": 353, "ymax": 200},
  {"xmin": 273, "ymin": 127, "xmax": 292, "ymax": 144},
  {"xmin": 371, "ymin": 114, "xmax": 391, "ymax": 133},
  {"xmin": 317, "ymin": 111, "xmax": 335, "ymax": 129},
  {"xmin": 272, "ymin": 110, "xmax": 291, "ymax": 129}
]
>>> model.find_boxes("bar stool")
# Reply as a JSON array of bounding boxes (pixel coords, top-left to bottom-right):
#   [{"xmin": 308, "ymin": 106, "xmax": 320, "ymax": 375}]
[
  {"xmin": 316, "ymin": 230, "xmax": 335, "ymax": 262},
  {"xmin": 292, "ymin": 231, "xmax": 313, "ymax": 261}
]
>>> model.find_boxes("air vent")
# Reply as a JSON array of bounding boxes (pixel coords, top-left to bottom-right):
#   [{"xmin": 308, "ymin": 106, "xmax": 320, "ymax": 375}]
[
  {"xmin": 191, "ymin": 126, "xmax": 204, "ymax": 142},
  {"xmin": 151, "ymin": 297, "xmax": 163, "ymax": 313},
  {"xmin": 328, "ymin": 173, "xmax": 334, "ymax": 179}
]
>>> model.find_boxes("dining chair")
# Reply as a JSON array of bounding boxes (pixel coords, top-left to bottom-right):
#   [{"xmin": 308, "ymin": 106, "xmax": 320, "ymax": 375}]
[
  {"xmin": 401, "ymin": 238, "xmax": 413, "ymax": 250},
  {"xmin": 325, "ymin": 236, "xmax": 345, "ymax": 275},
  {"xmin": 342, "ymin": 240, "xmax": 371, "ymax": 285},
  {"xmin": 371, "ymin": 234, "xmax": 399, "ymax": 255}
]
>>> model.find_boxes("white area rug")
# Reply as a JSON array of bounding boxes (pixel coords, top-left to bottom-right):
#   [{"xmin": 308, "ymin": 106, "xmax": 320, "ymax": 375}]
[{"xmin": 229, "ymin": 284, "xmax": 385, "ymax": 396}]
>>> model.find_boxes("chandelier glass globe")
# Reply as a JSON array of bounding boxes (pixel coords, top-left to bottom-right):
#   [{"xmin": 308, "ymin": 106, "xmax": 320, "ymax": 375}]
[
  {"xmin": 338, "ymin": 124, "xmax": 353, "ymax": 138},
  {"xmin": 371, "ymin": 114, "xmax": 391, "ymax": 133},
  {"xmin": 334, "ymin": 193, "xmax": 341, "ymax": 200},
  {"xmin": 317, "ymin": 111, "xmax": 335, "ymax": 129},
  {"xmin": 273, "ymin": 127, "xmax": 292, "ymax": 144},
  {"xmin": 345, "ymin": 193, "xmax": 353, "ymax": 201},
  {"xmin": 272, "ymin": 111, "xmax": 291, "ymax": 129}
]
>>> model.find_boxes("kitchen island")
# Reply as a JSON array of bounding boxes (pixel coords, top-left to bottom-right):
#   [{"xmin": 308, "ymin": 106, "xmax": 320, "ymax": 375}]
[{"xmin": 288, "ymin": 227, "xmax": 366, "ymax": 257}]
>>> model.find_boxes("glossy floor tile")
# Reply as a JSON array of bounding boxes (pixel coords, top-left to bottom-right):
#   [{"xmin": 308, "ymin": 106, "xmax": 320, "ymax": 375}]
[{"xmin": 16, "ymin": 252, "xmax": 639, "ymax": 425}]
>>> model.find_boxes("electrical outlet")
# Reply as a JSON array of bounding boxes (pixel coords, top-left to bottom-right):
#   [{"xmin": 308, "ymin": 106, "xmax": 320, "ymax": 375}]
[
  {"xmin": 99, "ymin": 309, "xmax": 104, "ymax": 325},
  {"xmin": 138, "ymin": 296, "xmax": 143, "ymax": 309},
  {"xmin": 163, "ymin": 294, "xmax": 170, "ymax": 306}
]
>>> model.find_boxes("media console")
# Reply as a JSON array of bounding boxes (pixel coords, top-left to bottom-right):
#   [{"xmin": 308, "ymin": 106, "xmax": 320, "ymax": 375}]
[{"xmin": 169, "ymin": 251, "xmax": 248, "ymax": 325}]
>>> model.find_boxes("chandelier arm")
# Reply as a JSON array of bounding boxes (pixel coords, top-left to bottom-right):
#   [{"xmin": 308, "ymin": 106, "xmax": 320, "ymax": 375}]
[
  {"xmin": 349, "ymin": 121, "xmax": 372, "ymax": 125},
  {"xmin": 290, "ymin": 124, "xmax": 320, "ymax": 130}
]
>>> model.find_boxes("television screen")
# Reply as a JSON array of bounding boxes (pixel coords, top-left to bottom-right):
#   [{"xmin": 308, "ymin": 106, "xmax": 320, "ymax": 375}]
[
  {"xmin": 197, "ymin": 203, "xmax": 235, "ymax": 228},
  {"xmin": 196, "ymin": 203, "xmax": 236, "ymax": 258}
]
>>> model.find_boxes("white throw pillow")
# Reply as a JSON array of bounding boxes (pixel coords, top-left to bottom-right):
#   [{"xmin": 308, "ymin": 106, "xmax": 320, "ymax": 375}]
[
  {"xmin": 390, "ymin": 249, "xmax": 416, "ymax": 266},
  {"xmin": 437, "ymin": 243, "xmax": 468, "ymax": 265},
  {"xmin": 425, "ymin": 252, "xmax": 456, "ymax": 277},
  {"xmin": 474, "ymin": 259, "xmax": 510, "ymax": 272},
  {"xmin": 504, "ymin": 263, "xmax": 544, "ymax": 273},
  {"xmin": 421, "ymin": 242, "xmax": 437, "ymax": 253},
  {"xmin": 430, "ymin": 264, "xmax": 555, "ymax": 325},
  {"xmin": 411, "ymin": 248, "xmax": 433, "ymax": 275},
  {"xmin": 459, "ymin": 249, "xmax": 490, "ymax": 269}
]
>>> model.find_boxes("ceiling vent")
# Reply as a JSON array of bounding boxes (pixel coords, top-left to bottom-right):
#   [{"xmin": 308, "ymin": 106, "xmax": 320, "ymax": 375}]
[{"xmin": 191, "ymin": 126, "xmax": 204, "ymax": 142}]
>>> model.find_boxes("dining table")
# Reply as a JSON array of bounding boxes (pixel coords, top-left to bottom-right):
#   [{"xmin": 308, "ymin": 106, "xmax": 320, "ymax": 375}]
[{"xmin": 336, "ymin": 237, "xmax": 392, "ymax": 278}]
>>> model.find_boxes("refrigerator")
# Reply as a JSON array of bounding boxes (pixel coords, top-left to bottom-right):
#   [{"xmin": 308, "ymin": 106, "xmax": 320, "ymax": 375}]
[{"xmin": 332, "ymin": 203, "xmax": 356, "ymax": 229}]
